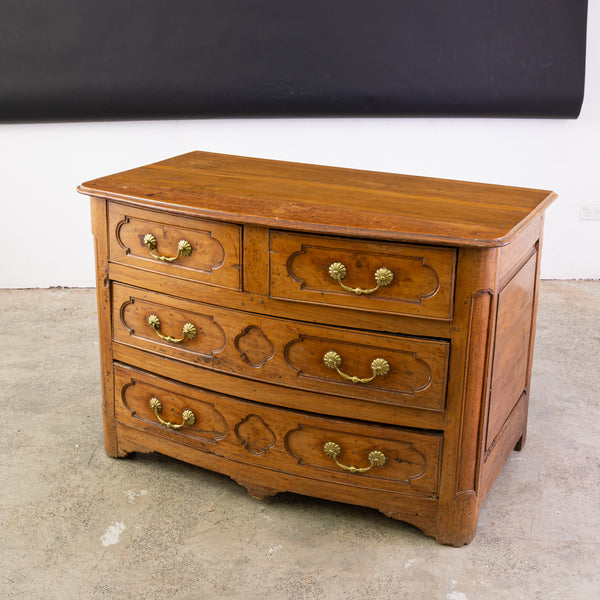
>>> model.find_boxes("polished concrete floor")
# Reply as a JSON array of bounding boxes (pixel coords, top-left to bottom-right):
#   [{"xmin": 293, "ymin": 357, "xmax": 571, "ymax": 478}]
[{"xmin": 1, "ymin": 282, "xmax": 599, "ymax": 600}]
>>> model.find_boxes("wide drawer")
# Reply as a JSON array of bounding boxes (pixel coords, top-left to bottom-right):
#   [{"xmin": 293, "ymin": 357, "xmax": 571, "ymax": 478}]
[
  {"xmin": 114, "ymin": 364, "xmax": 442, "ymax": 497},
  {"xmin": 108, "ymin": 203, "xmax": 242, "ymax": 289},
  {"xmin": 270, "ymin": 231, "xmax": 456, "ymax": 320},
  {"xmin": 112, "ymin": 283, "xmax": 449, "ymax": 411}
]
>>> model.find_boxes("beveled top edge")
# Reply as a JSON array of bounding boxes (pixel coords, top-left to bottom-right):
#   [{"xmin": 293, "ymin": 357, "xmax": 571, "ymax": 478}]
[{"xmin": 78, "ymin": 151, "xmax": 557, "ymax": 248}]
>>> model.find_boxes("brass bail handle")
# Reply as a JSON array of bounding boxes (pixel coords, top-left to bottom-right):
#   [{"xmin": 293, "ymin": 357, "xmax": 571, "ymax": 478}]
[
  {"xmin": 149, "ymin": 397, "xmax": 196, "ymax": 429},
  {"xmin": 328, "ymin": 262, "xmax": 393, "ymax": 295},
  {"xmin": 323, "ymin": 441, "xmax": 387, "ymax": 474},
  {"xmin": 143, "ymin": 233, "xmax": 192, "ymax": 263},
  {"xmin": 323, "ymin": 350, "xmax": 390, "ymax": 384},
  {"xmin": 147, "ymin": 314, "xmax": 198, "ymax": 344}
]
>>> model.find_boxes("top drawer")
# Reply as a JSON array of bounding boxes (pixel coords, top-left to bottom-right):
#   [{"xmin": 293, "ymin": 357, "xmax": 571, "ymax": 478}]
[
  {"xmin": 108, "ymin": 203, "xmax": 242, "ymax": 290},
  {"xmin": 269, "ymin": 232, "xmax": 456, "ymax": 320}
]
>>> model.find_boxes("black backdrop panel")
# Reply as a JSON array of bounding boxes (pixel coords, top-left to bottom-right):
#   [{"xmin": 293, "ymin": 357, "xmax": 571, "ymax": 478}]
[{"xmin": 0, "ymin": 1, "xmax": 588, "ymax": 121}]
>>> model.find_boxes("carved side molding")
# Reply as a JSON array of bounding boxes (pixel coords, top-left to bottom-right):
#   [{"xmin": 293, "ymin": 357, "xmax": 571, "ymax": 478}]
[{"xmin": 456, "ymin": 289, "xmax": 494, "ymax": 496}]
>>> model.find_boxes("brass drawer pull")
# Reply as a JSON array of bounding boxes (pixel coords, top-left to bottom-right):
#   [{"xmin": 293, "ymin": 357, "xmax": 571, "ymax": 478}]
[
  {"xmin": 149, "ymin": 397, "xmax": 196, "ymax": 429},
  {"xmin": 323, "ymin": 350, "xmax": 390, "ymax": 384},
  {"xmin": 143, "ymin": 233, "xmax": 192, "ymax": 263},
  {"xmin": 147, "ymin": 314, "xmax": 198, "ymax": 344},
  {"xmin": 323, "ymin": 441, "xmax": 386, "ymax": 474},
  {"xmin": 328, "ymin": 262, "xmax": 393, "ymax": 295}
]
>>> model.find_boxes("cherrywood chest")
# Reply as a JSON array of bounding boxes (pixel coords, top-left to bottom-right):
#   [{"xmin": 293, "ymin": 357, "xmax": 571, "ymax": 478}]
[{"xmin": 79, "ymin": 151, "xmax": 555, "ymax": 545}]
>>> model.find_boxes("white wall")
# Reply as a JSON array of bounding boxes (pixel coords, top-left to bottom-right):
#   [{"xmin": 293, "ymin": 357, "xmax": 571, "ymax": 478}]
[{"xmin": 1, "ymin": 5, "xmax": 598, "ymax": 287}]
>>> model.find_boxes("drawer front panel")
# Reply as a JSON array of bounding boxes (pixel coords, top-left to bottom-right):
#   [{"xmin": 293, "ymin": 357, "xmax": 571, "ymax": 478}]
[
  {"xmin": 108, "ymin": 203, "xmax": 242, "ymax": 289},
  {"xmin": 112, "ymin": 283, "xmax": 449, "ymax": 411},
  {"xmin": 114, "ymin": 365, "xmax": 442, "ymax": 496},
  {"xmin": 116, "ymin": 366, "xmax": 228, "ymax": 445},
  {"xmin": 270, "ymin": 231, "xmax": 456, "ymax": 320}
]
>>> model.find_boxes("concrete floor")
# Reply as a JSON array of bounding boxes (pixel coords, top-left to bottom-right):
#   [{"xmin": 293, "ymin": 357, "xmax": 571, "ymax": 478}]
[{"xmin": 1, "ymin": 282, "xmax": 598, "ymax": 600}]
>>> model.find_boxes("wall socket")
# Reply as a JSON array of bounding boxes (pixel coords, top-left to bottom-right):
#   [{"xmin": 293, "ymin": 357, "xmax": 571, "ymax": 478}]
[{"xmin": 580, "ymin": 205, "xmax": 600, "ymax": 221}]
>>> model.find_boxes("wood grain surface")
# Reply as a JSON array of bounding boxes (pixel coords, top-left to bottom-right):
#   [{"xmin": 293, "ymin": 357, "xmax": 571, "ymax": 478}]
[{"xmin": 80, "ymin": 151, "xmax": 556, "ymax": 247}]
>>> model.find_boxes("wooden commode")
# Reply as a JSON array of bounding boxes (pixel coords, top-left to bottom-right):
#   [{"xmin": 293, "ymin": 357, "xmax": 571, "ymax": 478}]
[{"xmin": 79, "ymin": 152, "xmax": 556, "ymax": 545}]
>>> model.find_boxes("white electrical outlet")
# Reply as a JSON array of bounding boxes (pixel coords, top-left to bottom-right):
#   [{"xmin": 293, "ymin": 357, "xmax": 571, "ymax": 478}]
[{"xmin": 580, "ymin": 205, "xmax": 600, "ymax": 221}]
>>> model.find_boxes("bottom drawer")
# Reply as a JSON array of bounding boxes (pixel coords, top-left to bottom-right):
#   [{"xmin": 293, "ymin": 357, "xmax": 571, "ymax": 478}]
[{"xmin": 114, "ymin": 364, "xmax": 442, "ymax": 497}]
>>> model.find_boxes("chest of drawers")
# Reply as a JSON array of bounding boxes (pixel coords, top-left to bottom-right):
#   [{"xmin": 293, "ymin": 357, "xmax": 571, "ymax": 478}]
[{"xmin": 79, "ymin": 151, "xmax": 555, "ymax": 545}]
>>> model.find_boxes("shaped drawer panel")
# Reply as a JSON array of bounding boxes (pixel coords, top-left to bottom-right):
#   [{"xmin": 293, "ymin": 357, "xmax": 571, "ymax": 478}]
[
  {"xmin": 270, "ymin": 231, "xmax": 456, "ymax": 320},
  {"xmin": 114, "ymin": 364, "xmax": 442, "ymax": 497},
  {"xmin": 108, "ymin": 203, "xmax": 241, "ymax": 289},
  {"xmin": 112, "ymin": 283, "xmax": 449, "ymax": 411}
]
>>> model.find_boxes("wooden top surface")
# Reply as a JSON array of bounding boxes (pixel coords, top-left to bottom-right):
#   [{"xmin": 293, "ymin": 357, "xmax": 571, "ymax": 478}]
[{"xmin": 79, "ymin": 151, "xmax": 556, "ymax": 247}]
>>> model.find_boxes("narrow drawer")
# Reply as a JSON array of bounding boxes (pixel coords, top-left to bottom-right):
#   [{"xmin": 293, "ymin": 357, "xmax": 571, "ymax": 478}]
[
  {"xmin": 108, "ymin": 203, "xmax": 242, "ymax": 289},
  {"xmin": 269, "ymin": 231, "xmax": 456, "ymax": 320},
  {"xmin": 112, "ymin": 283, "xmax": 449, "ymax": 411},
  {"xmin": 114, "ymin": 364, "xmax": 442, "ymax": 497}
]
